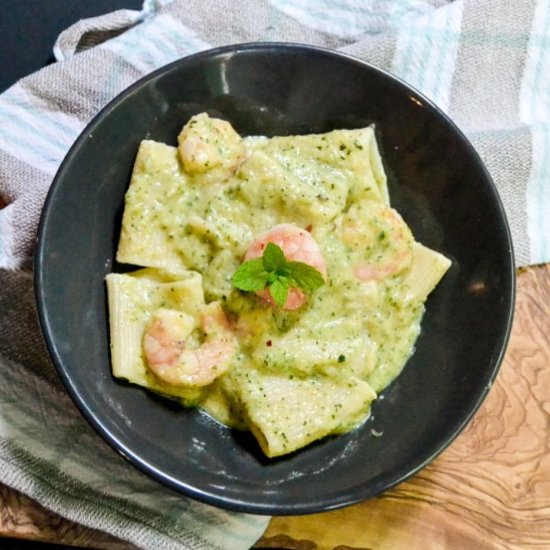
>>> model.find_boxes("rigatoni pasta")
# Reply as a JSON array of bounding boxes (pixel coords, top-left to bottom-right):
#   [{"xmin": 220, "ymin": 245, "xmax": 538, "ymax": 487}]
[{"xmin": 107, "ymin": 113, "xmax": 451, "ymax": 457}]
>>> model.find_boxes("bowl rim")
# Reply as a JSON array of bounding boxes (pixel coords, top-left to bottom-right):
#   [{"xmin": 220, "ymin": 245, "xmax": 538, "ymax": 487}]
[{"xmin": 34, "ymin": 41, "xmax": 516, "ymax": 515}]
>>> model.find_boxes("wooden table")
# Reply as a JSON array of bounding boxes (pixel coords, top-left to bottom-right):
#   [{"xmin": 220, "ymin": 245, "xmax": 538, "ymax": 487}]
[{"xmin": 1, "ymin": 263, "xmax": 549, "ymax": 548}]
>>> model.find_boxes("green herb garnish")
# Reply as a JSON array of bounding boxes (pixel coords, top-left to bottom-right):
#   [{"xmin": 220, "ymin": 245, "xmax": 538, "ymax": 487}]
[{"xmin": 232, "ymin": 242, "xmax": 325, "ymax": 307}]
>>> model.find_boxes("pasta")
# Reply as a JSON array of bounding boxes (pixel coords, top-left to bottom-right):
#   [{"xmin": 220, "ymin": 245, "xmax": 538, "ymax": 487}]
[{"xmin": 106, "ymin": 113, "xmax": 451, "ymax": 457}]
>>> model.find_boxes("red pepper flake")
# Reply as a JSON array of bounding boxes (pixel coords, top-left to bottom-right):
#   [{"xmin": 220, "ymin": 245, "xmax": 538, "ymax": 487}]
[
  {"xmin": 305, "ymin": 224, "xmax": 312, "ymax": 232},
  {"xmin": 266, "ymin": 340, "xmax": 272, "ymax": 347}
]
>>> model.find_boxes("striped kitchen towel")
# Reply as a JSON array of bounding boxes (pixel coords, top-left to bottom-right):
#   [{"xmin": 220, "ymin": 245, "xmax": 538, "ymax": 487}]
[{"xmin": 0, "ymin": 0, "xmax": 548, "ymax": 549}]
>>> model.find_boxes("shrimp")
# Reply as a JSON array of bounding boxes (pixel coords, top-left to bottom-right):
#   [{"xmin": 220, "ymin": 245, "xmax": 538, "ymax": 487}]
[
  {"xmin": 339, "ymin": 201, "xmax": 413, "ymax": 282},
  {"xmin": 244, "ymin": 223, "xmax": 328, "ymax": 310},
  {"xmin": 142, "ymin": 302, "xmax": 236, "ymax": 387},
  {"xmin": 178, "ymin": 113, "xmax": 245, "ymax": 175}
]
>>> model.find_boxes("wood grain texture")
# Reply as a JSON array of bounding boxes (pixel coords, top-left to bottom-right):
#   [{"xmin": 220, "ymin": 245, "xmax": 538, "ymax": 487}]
[
  {"xmin": 0, "ymin": 264, "xmax": 548, "ymax": 549},
  {"xmin": 260, "ymin": 264, "xmax": 550, "ymax": 550},
  {"xmin": 0, "ymin": 483, "xmax": 134, "ymax": 549}
]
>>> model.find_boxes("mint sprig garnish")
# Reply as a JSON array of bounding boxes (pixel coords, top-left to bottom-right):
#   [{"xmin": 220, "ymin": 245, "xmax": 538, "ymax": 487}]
[
  {"xmin": 231, "ymin": 258, "xmax": 268, "ymax": 291},
  {"xmin": 232, "ymin": 242, "xmax": 325, "ymax": 307}
]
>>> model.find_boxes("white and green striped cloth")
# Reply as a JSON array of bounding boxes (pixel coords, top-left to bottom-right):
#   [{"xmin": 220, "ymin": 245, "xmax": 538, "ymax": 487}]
[{"xmin": 0, "ymin": 1, "xmax": 548, "ymax": 548}]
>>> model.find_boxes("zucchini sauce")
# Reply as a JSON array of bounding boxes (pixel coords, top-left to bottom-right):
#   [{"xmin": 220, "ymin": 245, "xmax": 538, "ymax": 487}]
[{"xmin": 106, "ymin": 113, "xmax": 450, "ymax": 457}]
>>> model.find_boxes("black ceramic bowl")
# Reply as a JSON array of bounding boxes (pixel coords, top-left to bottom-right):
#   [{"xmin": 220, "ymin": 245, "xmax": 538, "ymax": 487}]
[{"xmin": 35, "ymin": 43, "xmax": 515, "ymax": 515}]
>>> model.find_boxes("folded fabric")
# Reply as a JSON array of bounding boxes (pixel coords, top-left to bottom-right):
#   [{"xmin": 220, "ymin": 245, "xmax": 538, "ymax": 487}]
[{"xmin": 0, "ymin": 0, "xmax": 549, "ymax": 549}]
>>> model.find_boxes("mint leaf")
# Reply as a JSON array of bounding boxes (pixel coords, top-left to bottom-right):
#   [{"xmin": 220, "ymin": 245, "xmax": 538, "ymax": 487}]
[
  {"xmin": 262, "ymin": 242, "xmax": 286, "ymax": 272},
  {"xmin": 232, "ymin": 239, "xmax": 325, "ymax": 308},
  {"xmin": 287, "ymin": 261, "xmax": 325, "ymax": 293},
  {"xmin": 232, "ymin": 258, "xmax": 269, "ymax": 291},
  {"xmin": 268, "ymin": 277, "xmax": 289, "ymax": 307}
]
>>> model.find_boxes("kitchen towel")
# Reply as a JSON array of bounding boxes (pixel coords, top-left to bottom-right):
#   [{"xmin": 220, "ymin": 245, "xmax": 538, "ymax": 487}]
[{"xmin": 0, "ymin": 0, "xmax": 549, "ymax": 549}]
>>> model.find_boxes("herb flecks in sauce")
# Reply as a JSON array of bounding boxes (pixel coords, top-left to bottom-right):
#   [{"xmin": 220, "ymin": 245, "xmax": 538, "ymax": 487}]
[{"xmin": 108, "ymin": 113, "xmax": 452, "ymax": 458}]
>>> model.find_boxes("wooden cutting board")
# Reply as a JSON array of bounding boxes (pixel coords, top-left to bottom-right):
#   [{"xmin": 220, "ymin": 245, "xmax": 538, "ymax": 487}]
[{"xmin": 1, "ymin": 264, "xmax": 549, "ymax": 549}]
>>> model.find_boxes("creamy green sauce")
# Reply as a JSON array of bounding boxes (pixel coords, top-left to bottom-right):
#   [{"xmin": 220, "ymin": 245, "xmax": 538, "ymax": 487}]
[{"xmin": 116, "ymin": 113, "xmax": 430, "ymax": 456}]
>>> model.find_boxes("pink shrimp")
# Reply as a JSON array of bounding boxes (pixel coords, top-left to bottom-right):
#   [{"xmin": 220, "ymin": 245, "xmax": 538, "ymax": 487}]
[
  {"xmin": 244, "ymin": 223, "xmax": 327, "ymax": 310},
  {"xmin": 143, "ymin": 302, "xmax": 236, "ymax": 387},
  {"xmin": 177, "ymin": 113, "xmax": 244, "ymax": 175},
  {"xmin": 339, "ymin": 201, "xmax": 413, "ymax": 282}
]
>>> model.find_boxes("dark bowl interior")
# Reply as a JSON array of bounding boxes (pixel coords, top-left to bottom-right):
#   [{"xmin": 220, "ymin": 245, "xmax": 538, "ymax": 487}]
[{"xmin": 35, "ymin": 43, "xmax": 515, "ymax": 515}]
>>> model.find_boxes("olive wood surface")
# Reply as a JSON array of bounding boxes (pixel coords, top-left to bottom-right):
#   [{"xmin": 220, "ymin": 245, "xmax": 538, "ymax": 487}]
[{"xmin": 1, "ymin": 264, "xmax": 549, "ymax": 549}]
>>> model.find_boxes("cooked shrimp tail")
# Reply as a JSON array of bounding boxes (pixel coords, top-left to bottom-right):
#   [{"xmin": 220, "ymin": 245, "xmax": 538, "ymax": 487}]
[{"xmin": 143, "ymin": 302, "xmax": 236, "ymax": 387}]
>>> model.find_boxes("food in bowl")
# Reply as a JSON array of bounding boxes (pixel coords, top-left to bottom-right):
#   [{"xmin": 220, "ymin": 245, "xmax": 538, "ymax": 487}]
[{"xmin": 106, "ymin": 112, "xmax": 451, "ymax": 457}]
